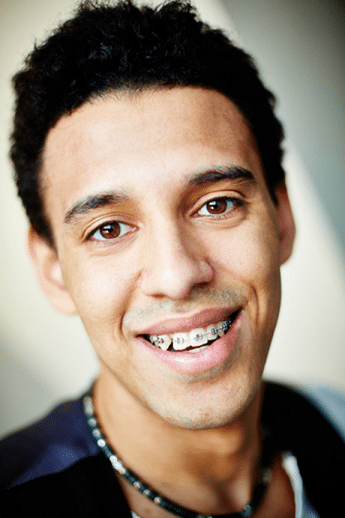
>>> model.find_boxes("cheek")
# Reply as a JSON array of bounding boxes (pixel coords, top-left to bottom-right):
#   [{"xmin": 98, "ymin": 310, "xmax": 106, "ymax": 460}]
[
  {"xmin": 211, "ymin": 220, "xmax": 280, "ymax": 282},
  {"xmin": 208, "ymin": 218, "xmax": 282, "ymax": 328},
  {"xmin": 60, "ymin": 253, "xmax": 137, "ymax": 337}
]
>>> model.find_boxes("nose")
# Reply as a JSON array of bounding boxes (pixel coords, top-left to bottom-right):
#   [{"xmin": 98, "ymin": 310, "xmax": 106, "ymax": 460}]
[{"xmin": 139, "ymin": 222, "xmax": 214, "ymax": 300}]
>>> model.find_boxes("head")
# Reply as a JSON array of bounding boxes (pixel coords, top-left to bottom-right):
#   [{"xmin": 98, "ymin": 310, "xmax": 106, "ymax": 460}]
[
  {"xmin": 12, "ymin": 1, "xmax": 295, "ymax": 429},
  {"xmin": 11, "ymin": 0, "xmax": 285, "ymax": 246}
]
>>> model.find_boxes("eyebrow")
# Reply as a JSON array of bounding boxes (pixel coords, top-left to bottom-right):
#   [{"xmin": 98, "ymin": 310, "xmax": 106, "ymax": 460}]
[
  {"xmin": 65, "ymin": 192, "xmax": 129, "ymax": 224},
  {"xmin": 188, "ymin": 166, "xmax": 255, "ymax": 186},
  {"xmin": 64, "ymin": 166, "xmax": 255, "ymax": 225}
]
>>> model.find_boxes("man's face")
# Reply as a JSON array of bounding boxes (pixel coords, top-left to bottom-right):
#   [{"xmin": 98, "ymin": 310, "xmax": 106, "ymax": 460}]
[{"xmin": 39, "ymin": 87, "xmax": 293, "ymax": 429}]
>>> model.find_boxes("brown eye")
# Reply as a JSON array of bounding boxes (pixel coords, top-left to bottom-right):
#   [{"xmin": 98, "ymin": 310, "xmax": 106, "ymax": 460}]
[
  {"xmin": 99, "ymin": 223, "xmax": 121, "ymax": 239},
  {"xmin": 90, "ymin": 221, "xmax": 133, "ymax": 241},
  {"xmin": 197, "ymin": 197, "xmax": 237, "ymax": 216},
  {"xmin": 206, "ymin": 199, "xmax": 229, "ymax": 214}
]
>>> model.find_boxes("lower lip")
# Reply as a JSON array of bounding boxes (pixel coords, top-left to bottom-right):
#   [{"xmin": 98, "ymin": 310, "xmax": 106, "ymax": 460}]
[{"xmin": 136, "ymin": 311, "xmax": 242, "ymax": 375}]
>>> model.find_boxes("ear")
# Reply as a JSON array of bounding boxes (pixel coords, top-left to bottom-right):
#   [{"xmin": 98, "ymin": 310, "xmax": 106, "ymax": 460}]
[
  {"xmin": 274, "ymin": 181, "xmax": 296, "ymax": 265},
  {"xmin": 27, "ymin": 226, "xmax": 77, "ymax": 315}
]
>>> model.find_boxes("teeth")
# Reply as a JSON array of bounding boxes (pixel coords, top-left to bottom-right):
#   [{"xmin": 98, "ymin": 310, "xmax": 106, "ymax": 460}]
[
  {"xmin": 189, "ymin": 328, "xmax": 208, "ymax": 348},
  {"xmin": 151, "ymin": 334, "xmax": 171, "ymax": 351},
  {"xmin": 172, "ymin": 333, "xmax": 190, "ymax": 350},
  {"xmin": 149, "ymin": 315, "xmax": 234, "ymax": 352},
  {"xmin": 188, "ymin": 345, "xmax": 208, "ymax": 354},
  {"xmin": 216, "ymin": 320, "xmax": 228, "ymax": 337},
  {"xmin": 206, "ymin": 324, "xmax": 218, "ymax": 341}
]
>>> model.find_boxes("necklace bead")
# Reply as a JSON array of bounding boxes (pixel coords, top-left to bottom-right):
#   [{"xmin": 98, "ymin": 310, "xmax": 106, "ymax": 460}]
[{"xmin": 83, "ymin": 392, "xmax": 271, "ymax": 518}]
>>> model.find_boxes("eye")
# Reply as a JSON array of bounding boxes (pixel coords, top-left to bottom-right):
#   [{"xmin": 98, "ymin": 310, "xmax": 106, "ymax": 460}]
[
  {"xmin": 89, "ymin": 221, "xmax": 133, "ymax": 241},
  {"xmin": 197, "ymin": 197, "xmax": 240, "ymax": 216}
]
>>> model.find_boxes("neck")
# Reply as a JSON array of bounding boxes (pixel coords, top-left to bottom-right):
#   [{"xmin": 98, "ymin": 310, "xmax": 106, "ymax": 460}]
[{"xmin": 93, "ymin": 371, "xmax": 265, "ymax": 516}]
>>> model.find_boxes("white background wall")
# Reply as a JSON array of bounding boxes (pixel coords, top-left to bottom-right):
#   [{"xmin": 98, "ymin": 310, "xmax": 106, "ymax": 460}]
[{"xmin": 0, "ymin": 0, "xmax": 344, "ymax": 439}]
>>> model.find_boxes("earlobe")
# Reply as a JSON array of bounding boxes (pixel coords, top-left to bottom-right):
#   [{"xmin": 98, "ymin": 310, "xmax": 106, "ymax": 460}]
[
  {"xmin": 27, "ymin": 227, "xmax": 77, "ymax": 315},
  {"xmin": 274, "ymin": 182, "xmax": 296, "ymax": 265}
]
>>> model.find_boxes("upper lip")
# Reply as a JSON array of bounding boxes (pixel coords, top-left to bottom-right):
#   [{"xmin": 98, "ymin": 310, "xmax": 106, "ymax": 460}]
[{"xmin": 136, "ymin": 307, "xmax": 239, "ymax": 337}]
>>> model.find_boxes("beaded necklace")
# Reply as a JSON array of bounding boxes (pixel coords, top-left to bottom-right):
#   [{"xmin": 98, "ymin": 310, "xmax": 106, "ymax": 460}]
[{"xmin": 83, "ymin": 393, "xmax": 272, "ymax": 518}]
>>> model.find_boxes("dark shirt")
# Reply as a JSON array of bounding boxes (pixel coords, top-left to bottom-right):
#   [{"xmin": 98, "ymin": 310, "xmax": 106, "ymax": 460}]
[{"xmin": 0, "ymin": 382, "xmax": 344, "ymax": 517}]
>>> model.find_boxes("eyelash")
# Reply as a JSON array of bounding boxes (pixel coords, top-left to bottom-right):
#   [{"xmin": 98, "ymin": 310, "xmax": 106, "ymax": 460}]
[
  {"xmin": 88, "ymin": 221, "xmax": 133, "ymax": 242},
  {"xmin": 87, "ymin": 196, "xmax": 243, "ymax": 243},
  {"xmin": 195, "ymin": 196, "xmax": 243, "ymax": 218}
]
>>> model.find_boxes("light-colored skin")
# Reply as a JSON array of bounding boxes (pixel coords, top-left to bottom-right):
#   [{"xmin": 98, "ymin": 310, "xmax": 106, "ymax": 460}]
[{"xmin": 29, "ymin": 87, "xmax": 296, "ymax": 516}]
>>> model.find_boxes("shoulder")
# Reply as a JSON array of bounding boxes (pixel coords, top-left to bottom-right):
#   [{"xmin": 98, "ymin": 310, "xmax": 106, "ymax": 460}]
[
  {"xmin": 0, "ymin": 452, "xmax": 131, "ymax": 517},
  {"xmin": 293, "ymin": 383, "xmax": 345, "ymax": 439},
  {"xmin": 262, "ymin": 380, "xmax": 345, "ymax": 447},
  {"xmin": 263, "ymin": 381, "xmax": 345, "ymax": 516},
  {"xmin": 0, "ymin": 393, "xmax": 98, "ymax": 489}
]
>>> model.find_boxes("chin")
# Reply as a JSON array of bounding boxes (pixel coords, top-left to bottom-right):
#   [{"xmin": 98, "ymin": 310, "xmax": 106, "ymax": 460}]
[{"xmin": 149, "ymin": 377, "xmax": 263, "ymax": 431}]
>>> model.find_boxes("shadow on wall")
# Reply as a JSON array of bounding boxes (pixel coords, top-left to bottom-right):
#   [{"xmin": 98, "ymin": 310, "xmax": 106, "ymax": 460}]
[{"xmin": 221, "ymin": 0, "xmax": 345, "ymax": 253}]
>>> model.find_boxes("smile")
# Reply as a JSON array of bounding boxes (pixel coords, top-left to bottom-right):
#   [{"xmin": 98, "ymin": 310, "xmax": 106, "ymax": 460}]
[{"xmin": 144, "ymin": 311, "xmax": 239, "ymax": 353}]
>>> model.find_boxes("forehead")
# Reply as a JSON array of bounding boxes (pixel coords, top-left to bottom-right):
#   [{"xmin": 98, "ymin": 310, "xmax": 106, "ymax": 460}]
[{"xmin": 42, "ymin": 87, "xmax": 266, "ymax": 218}]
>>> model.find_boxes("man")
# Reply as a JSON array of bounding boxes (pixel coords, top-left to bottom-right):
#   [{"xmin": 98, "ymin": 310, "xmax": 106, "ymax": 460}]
[{"xmin": 0, "ymin": 1, "xmax": 344, "ymax": 516}]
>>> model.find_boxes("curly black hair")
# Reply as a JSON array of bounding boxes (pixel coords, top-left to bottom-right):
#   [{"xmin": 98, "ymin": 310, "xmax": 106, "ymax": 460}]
[{"xmin": 11, "ymin": 0, "xmax": 285, "ymax": 244}]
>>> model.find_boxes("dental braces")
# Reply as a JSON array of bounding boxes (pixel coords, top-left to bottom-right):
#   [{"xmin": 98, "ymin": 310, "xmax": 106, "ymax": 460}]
[{"xmin": 150, "ymin": 318, "xmax": 231, "ymax": 350}]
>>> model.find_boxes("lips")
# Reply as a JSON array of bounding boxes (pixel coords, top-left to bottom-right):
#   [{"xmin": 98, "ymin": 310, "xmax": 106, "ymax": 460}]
[
  {"xmin": 144, "ymin": 311, "xmax": 239, "ymax": 352},
  {"xmin": 137, "ymin": 308, "xmax": 240, "ymax": 352},
  {"xmin": 135, "ymin": 308, "xmax": 242, "ymax": 375}
]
